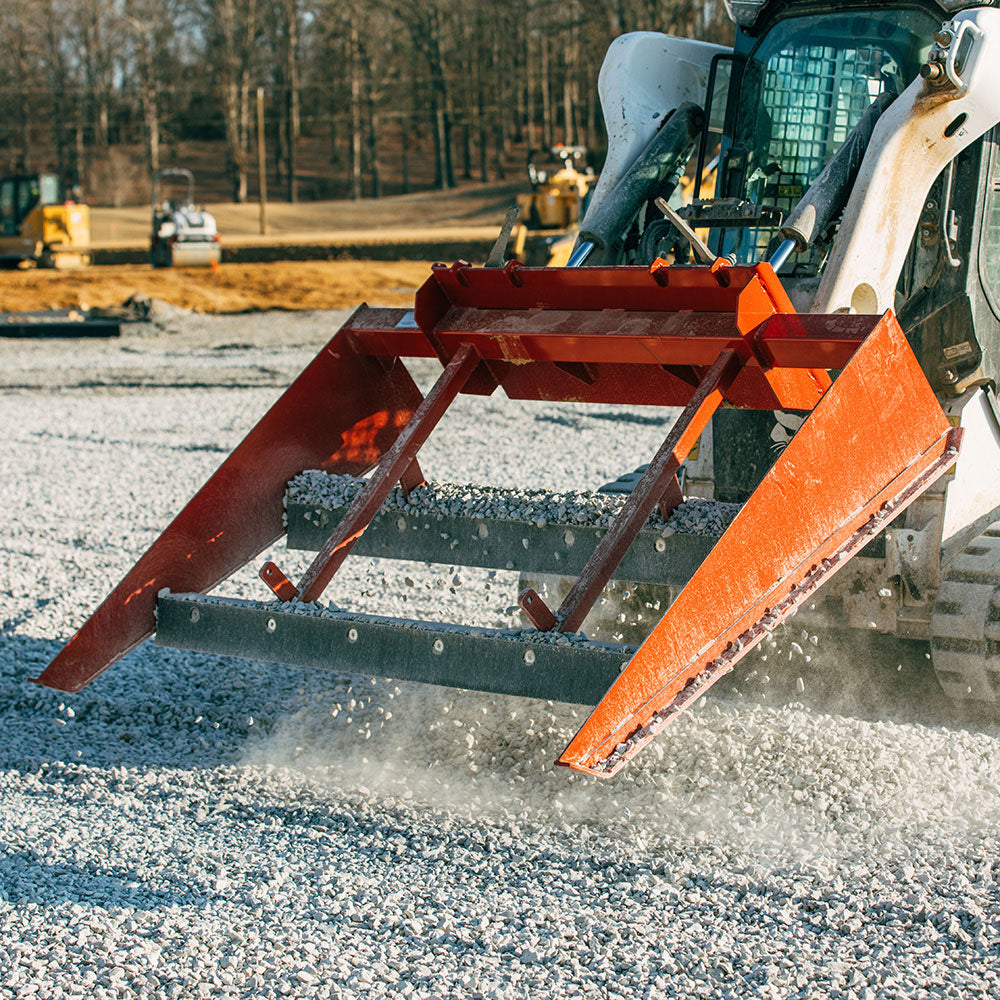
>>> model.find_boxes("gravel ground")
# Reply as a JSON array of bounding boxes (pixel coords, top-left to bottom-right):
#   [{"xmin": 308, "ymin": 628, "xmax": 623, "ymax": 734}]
[{"xmin": 2, "ymin": 312, "xmax": 1000, "ymax": 999}]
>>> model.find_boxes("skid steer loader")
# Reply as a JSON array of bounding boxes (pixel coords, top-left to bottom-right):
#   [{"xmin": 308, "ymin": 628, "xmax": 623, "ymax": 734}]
[{"xmin": 34, "ymin": 0, "xmax": 1000, "ymax": 777}]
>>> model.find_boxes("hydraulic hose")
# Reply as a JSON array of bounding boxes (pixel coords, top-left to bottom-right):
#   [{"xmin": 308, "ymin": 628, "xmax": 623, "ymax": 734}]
[
  {"xmin": 780, "ymin": 91, "xmax": 897, "ymax": 254},
  {"xmin": 572, "ymin": 102, "xmax": 705, "ymax": 265}
]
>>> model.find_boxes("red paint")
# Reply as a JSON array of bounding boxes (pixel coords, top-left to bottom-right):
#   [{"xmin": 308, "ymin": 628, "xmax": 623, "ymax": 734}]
[{"xmin": 34, "ymin": 319, "xmax": 424, "ymax": 693}]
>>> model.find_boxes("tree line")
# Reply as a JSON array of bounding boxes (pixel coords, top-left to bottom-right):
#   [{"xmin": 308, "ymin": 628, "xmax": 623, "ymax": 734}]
[{"xmin": 0, "ymin": 0, "xmax": 733, "ymax": 204}]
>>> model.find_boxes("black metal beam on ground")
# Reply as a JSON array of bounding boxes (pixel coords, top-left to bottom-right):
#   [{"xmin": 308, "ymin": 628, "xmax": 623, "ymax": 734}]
[
  {"xmin": 0, "ymin": 310, "xmax": 121, "ymax": 338},
  {"xmin": 156, "ymin": 593, "xmax": 632, "ymax": 705},
  {"xmin": 285, "ymin": 501, "xmax": 716, "ymax": 585}
]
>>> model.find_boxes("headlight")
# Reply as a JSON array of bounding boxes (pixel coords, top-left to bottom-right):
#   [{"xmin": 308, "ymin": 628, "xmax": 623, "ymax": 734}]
[{"xmin": 723, "ymin": 0, "xmax": 769, "ymax": 27}]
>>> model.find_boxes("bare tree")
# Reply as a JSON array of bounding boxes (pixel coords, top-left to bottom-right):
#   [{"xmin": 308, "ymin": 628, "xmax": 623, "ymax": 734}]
[
  {"xmin": 123, "ymin": 0, "xmax": 180, "ymax": 176},
  {"xmin": 40, "ymin": 0, "xmax": 73, "ymax": 183},
  {"xmin": 266, "ymin": 0, "xmax": 303, "ymax": 200},
  {"xmin": 73, "ymin": 0, "xmax": 120, "ymax": 150},
  {"xmin": 0, "ymin": 0, "xmax": 38, "ymax": 172},
  {"xmin": 202, "ymin": 0, "xmax": 261, "ymax": 202},
  {"xmin": 0, "ymin": 0, "xmax": 733, "ymax": 204},
  {"xmin": 383, "ymin": 0, "xmax": 455, "ymax": 190}
]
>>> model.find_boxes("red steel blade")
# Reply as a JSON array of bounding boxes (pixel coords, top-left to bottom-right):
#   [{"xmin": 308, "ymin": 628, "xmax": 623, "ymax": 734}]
[
  {"xmin": 558, "ymin": 312, "xmax": 959, "ymax": 777},
  {"xmin": 33, "ymin": 317, "xmax": 425, "ymax": 693}
]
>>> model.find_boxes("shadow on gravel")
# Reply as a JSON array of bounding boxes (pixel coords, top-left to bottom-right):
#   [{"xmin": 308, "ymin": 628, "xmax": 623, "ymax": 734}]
[
  {"xmin": 0, "ymin": 849, "xmax": 207, "ymax": 910},
  {"xmin": 0, "ymin": 633, "xmax": 328, "ymax": 772},
  {"xmin": 534, "ymin": 411, "xmax": 669, "ymax": 431},
  {"xmin": 29, "ymin": 427, "xmax": 231, "ymax": 454}
]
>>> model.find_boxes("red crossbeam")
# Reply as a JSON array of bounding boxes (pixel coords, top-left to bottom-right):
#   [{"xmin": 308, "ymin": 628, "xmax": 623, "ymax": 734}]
[
  {"xmin": 347, "ymin": 309, "xmax": 870, "ymax": 370},
  {"xmin": 342, "ymin": 264, "xmax": 868, "ymax": 412}
]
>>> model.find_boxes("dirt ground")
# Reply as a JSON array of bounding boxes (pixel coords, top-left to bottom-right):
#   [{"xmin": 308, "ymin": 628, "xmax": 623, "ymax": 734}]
[
  {"xmin": 0, "ymin": 260, "xmax": 435, "ymax": 313},
  {"xmin": 0, "ymin": 182, "xmax": 533, "ymax": 313},
  {"xmin": 90, "ymin": 182, "xmax": 518, "ymax": 245}
]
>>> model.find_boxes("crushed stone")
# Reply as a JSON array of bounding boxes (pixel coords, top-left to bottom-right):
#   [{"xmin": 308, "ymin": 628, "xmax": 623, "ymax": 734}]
[
  {"xmin": 2, "ymin": 316, "xmax": 1000, "ymax": 999},
  {"xmin": 288, "ymin": 471, "xmax": 743, "ymax": 537}
]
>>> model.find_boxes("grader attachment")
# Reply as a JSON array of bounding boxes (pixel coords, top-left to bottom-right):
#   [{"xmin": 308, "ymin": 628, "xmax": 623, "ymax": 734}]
[{"xmin": 34, "ymin": 260, "xmax": 958, "ymax": 776}]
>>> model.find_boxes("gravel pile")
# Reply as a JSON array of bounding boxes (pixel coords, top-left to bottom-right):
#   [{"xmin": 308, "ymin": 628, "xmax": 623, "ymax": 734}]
[
  {"xmin": 666, "ymin": 496, "xmax": 742, "ymax": 536},
  {"xmin": 2, "ymin": 314, "xmax": 1000, "ymax": 998},
  {"xmin": 288, "ymin": 471, "xmax": 742, "ymax": 537}
]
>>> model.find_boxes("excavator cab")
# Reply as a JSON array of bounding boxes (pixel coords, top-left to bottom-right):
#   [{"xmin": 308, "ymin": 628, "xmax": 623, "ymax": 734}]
[{"xmin": 0, "ymin": 174, "xmax": 60, "ymax": 237}]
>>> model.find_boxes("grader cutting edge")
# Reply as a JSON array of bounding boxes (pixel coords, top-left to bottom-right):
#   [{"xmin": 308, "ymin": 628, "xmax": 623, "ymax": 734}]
[
  {"xmin": 34, "ymin": 0, "xmax": 1000, "ymax": 775},
  {"xmin": 34, "ymin": 259, "xmax": 957, "ymax": 776}
]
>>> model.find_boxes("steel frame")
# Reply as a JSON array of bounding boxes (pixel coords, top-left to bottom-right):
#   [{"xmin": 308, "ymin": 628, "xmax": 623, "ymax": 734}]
[{"xmin": 33, "ymin": 261, "xmax": 959, "ymax": 782}]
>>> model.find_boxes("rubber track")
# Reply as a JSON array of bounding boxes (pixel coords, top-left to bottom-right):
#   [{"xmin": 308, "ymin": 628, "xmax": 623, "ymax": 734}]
[{"xmin": 930, "ymin": 523, "xmax": 1000, "ymax": 703}]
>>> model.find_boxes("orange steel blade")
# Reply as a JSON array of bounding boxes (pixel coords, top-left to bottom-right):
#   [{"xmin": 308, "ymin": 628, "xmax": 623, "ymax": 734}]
[
  {"xmin": 33, "ymin": 320, "xmax": 424, "ymax": 693},
  {"xmin": 558, "ymin": 312, "xmax": 959, "ymax": 777}
]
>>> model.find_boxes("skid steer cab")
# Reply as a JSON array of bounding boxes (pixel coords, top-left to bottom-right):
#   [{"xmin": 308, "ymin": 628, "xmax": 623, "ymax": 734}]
[
  {"xmin": 35, "ymin": 0, "xmax": 1000, "ymax": 778},
  {"xmin": 0, "ymin": 173, "xmax": 90, "ymax": 268}
]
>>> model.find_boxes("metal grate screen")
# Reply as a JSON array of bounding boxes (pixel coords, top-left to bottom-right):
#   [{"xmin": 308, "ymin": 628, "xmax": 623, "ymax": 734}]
[
  {"xmin": 743, "ymin": 44, "xmax": 890, "ymax": 268},
  {"xmin": 724, "ymin": 9, "xmax": 937, "ymax": 272}
]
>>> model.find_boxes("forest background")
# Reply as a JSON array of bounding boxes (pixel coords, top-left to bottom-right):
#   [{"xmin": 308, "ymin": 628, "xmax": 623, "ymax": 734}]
[{"xmin": 0, "ymin": 0, "xmax": 734, "ymax": 207}]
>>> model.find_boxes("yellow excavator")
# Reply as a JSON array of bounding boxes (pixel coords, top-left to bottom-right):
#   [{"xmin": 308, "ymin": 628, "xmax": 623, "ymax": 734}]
[
  {"xmin": 0, "ymin": 173, "xmax": 90, "ymax": 268},
  {"xmin": 512, "ymin": 145, "xmax": 596, "ymax": 265}
]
